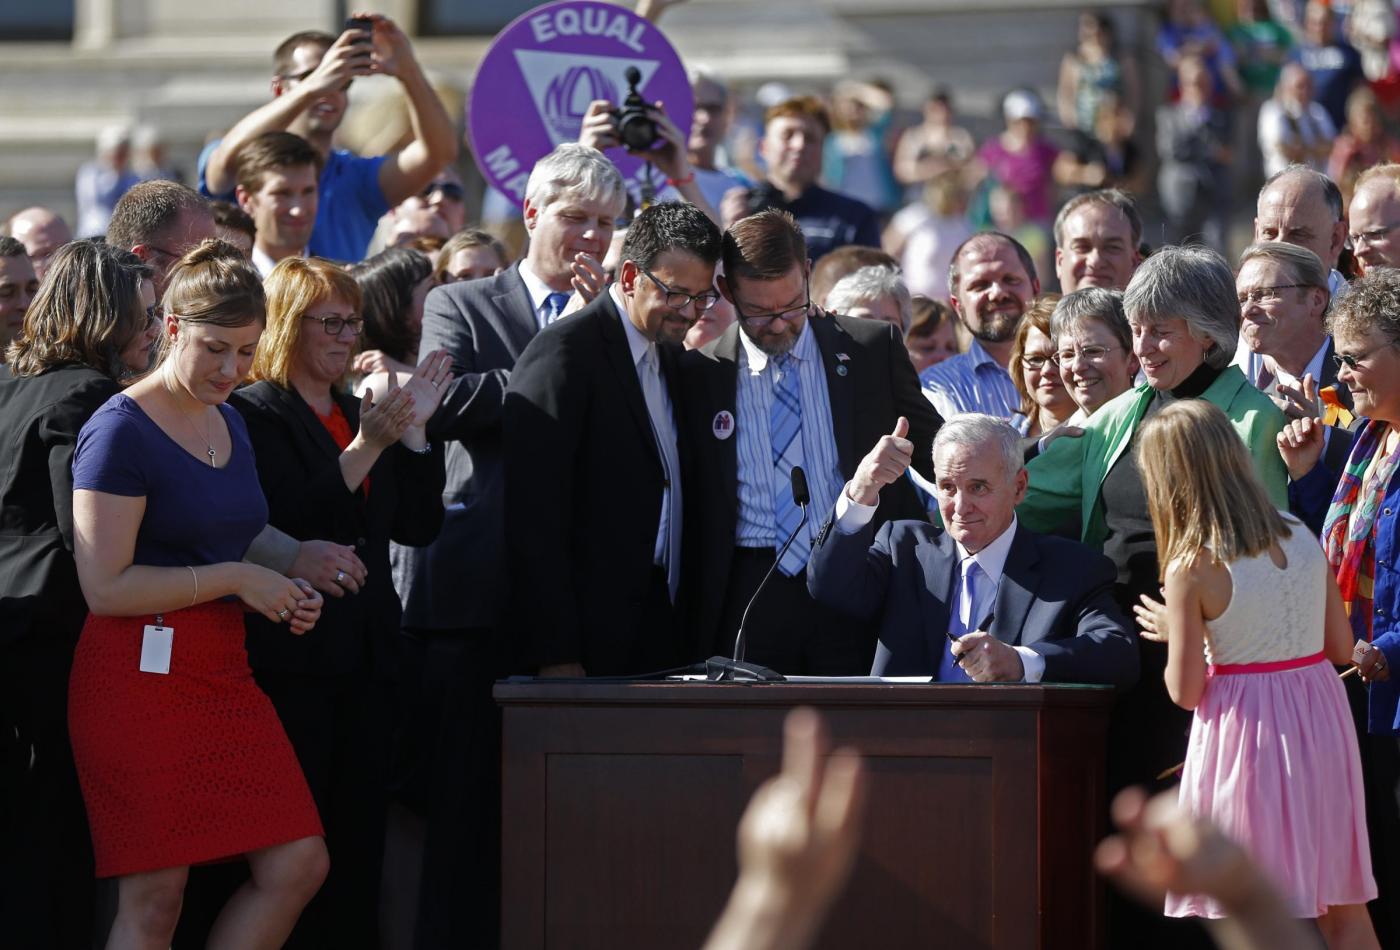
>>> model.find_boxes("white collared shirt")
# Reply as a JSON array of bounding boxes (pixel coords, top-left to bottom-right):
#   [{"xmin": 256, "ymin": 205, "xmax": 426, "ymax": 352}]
[
  {"xmin": 517, "ymin": 259, "xmax": 571, "ymax": 329},
  {"xmin": 833, "ymin": 496, "xmax": 1046, "ymax": 681},
  {"xmin": 251, "ymin": 244, "xmax": 305, "ymax": 280},
  {"xmin": 609, "ymin": 284, "xmax": 678, "ymax": 573}
]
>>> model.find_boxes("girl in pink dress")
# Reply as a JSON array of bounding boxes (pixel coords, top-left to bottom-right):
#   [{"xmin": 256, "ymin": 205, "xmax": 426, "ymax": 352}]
[{"xmin": 1134, "ymin": 400, "xmax": 1378, "ymax": 947}]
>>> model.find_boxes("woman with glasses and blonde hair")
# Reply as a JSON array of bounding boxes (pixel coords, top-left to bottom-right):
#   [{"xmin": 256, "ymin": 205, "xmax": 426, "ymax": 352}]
[
  {"xmin": 229, "ymin": 255, "xmax": 450, "ymax": 945},
  {"xmin": 0, "ymin": 239, "xmax": 157, "ymax": 946},
  {"xmin": 67, "ymin": 239, "xmax": 328, "ymax": 948},
  {"xmin": 1135, "ymin": 400, "xmax": 1377, "ymax": 946},
  {"xmin": 1009, "ymin": 293, "xmax": 1076, "ymax": 438}
]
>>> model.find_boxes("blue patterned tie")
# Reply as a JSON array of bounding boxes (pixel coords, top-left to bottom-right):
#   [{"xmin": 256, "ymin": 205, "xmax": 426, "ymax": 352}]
[
  {"xmin": 938, "ymin": 560, "xmax": 983, "ymax": 682},
  {"xmin": 770, "ymin": 353, "xmax": 808, "ymax": 576},
  {"xmin": 544, "ymin": 292, "xmax": 569, "ymax": 325}
]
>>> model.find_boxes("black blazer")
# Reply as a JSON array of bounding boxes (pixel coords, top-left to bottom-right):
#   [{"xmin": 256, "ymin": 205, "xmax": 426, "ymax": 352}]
[
  {"xmin": 230, "ymin": 381, "xmax": 445, "ymax": 676},
  {"xmin": 399, "ymin": 263, "xmax": 539, "ymax": 632},
  {"xmin": 808, "ymin": 516, "xmax": 1139, "ymax": 686},
  {"xmin": 502, "ymin": 293, "xmax": 689, "ymax": 675},
  {"xmin": 676, "ymin": 312, "xmax": 943, "ymax": 658},
  {"xmin": 0, "ymin": 365, "xmax": 119, "ymax": 647}
]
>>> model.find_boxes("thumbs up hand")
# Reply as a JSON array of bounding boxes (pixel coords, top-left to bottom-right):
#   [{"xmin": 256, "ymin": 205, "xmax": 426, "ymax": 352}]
[{"xmin": 847, "ymin": 416, "xmax": 914, "ymax": 506}]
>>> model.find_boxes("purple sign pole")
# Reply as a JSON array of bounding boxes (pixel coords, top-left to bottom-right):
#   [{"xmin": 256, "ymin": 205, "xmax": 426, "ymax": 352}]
[{"xmin": 468, "ymin": 1, "xmax": 694, "ymax": 208}]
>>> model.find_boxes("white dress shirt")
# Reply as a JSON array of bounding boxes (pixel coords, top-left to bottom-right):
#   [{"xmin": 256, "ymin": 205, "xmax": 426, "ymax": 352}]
[
  {"xmin": 252, "ymin": 244, "xmax": 305, "ymax": 280},
  {"xmin": 518, "ymin": 259, "xmax": 570, "ymax": 330},
  {"xmin": 609, "ymin": 285, "xmax": 681, "ymax": 597},
  {"xmin": 833, "ymin": 490, "xmax": 1047, "ymax": 681}
]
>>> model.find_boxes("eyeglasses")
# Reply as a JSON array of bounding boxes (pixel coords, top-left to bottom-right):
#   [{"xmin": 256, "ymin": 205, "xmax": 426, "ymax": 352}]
[
  {"xmin": 422, "ymin": 181, "xmax": 465, "ymax": 202},
  {"xmin": 638, "ymin": 266, "xmax": 720, "ymax": 312},
  {"xmin": 1052, "ymin": 344, "xmax": 1117, "ymax": 365},
  {"xmin": 1020, "ymin": 354, "xmax": 1055, "ymax": 370},
  {"xmin": 1237, "ymin": 284, "xmax": 1312, "ymax": 306},
  {"xmin": 1333, "ymin": 340, "xmax": 1398, "ymax": 370},
  {"xmin": 1350, "ymin": 223, "xmax": 1400, "ymax": 247},
  {"xmin": 733, "ymin": 282, "xmax": 810, "ymax": 327},
  {"xmin": 302, "ymin": 313, "xmax": 364, "ymax": 335},
  {"xmin": 145, "ymin": 244, "xmax": 183, "ymax": 261}
]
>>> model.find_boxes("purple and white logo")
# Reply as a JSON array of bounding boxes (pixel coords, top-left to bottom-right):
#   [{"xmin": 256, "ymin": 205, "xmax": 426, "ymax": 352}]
[{"xmin": 468, "ymin": 1, "xmax": 692, "ymax": 207}]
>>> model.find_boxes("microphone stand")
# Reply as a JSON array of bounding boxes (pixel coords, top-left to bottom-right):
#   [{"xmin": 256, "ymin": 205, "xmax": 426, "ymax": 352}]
[{"xmin": 705, "ymin": 468, "xmax": 809, "ymax": 682}]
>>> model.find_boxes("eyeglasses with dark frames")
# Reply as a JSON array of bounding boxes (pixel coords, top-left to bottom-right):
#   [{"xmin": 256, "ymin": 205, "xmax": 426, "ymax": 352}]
[
  {"xmin": 732, "ymin": 281, "xmax": 810, "ymax": 327},
  {"xmin": 1333, "ymin": 340, "xmax": 1398, "ymax": 370},
  {"xmin": 638, "ymin": 266, "xmax": 721, "ymax": 312},
  {"xmin": 302, "ymin": 313, "xmax": 365, "ymax": 336}
]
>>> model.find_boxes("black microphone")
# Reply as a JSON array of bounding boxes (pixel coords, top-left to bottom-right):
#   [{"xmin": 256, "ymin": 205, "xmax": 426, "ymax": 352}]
[{"xmin": 704, "ymin": 466, "xmax": 809, "ymax": 682}]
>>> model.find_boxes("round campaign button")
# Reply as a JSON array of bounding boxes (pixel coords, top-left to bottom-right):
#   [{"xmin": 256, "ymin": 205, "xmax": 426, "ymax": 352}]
[{"xmin": 712, "ymin": 410, "xmax": 735, "ymax": 440}]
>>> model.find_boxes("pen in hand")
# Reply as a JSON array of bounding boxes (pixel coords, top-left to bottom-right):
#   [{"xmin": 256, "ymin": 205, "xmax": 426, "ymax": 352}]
[{"xmin": 949, "ymin": 611, "xmax": 996, "ymax": 667}]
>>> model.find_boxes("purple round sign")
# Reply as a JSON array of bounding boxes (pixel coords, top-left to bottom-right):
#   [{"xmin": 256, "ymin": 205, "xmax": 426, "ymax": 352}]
[{"xmin": 468, "ymin": 1, "xmax": 693, "ymax": 208}]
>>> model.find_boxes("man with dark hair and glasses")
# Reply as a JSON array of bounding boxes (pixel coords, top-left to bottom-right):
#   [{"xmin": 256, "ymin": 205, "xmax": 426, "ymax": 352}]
[
  {"xmin": 106, "ymin": 180, "xmax": 217, "ymax": 297},
  {"xmin": 678, "ymin": 208, "xmax": 941, "ymax": 675},
  {"xmin": 195, "ymin": 17, "xmax": 457, "ymax": 264},
  {"xmin": 503, "ymin": 201, "xmax": 722, "ymax": 677}
]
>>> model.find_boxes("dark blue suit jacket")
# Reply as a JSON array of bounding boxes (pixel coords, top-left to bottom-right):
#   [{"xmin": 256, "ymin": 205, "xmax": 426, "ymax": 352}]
[{"xmin": 807, "ymin": 514, "xmax": 1138, "ymax": 686}]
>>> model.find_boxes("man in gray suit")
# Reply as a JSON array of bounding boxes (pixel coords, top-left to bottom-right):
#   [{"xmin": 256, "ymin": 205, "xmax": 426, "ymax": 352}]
[{"xmin": 400, "ymin": 142, "xmax": 626, "ymax": 947}]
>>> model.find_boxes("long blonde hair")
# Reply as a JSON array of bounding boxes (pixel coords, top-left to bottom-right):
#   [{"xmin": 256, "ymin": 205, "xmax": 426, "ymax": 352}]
[{"xmin": 1137, "ymin": 400, "xmax": 1290, "ymax": 577}]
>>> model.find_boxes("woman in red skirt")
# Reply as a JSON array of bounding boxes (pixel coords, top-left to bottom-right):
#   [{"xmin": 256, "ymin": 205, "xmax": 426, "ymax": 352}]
[{"xmin": 69, "ymin": 240, "xmax": 328, "ymax": 949}]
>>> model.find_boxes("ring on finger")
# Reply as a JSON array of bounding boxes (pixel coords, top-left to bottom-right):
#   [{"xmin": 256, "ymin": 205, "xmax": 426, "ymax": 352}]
[
  {"xmin": 277, "ymin": 608, "xmax": 290, "ymax": 620},
  {"xmin": 335, "ymin": 570, "xmax": 346, "ymax": 584}
]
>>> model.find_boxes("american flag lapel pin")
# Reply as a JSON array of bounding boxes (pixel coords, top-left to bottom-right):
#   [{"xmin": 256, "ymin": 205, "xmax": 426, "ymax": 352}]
[{"xmin": 835, "ymin": 352, "xmax": 850, "ymax": 376}]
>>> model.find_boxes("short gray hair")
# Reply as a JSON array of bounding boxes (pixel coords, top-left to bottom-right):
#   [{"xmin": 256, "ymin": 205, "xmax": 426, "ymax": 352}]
[
  {"xmin": 1052, "ymin": 287, "xmax": 1130, "ymax": 351},
  {"xmin": 1259, "ymin": 164, "xmax": 1343, "ymax": 223},
  {"xmin": 1052, "ymin": 189, "xmax": 1143, "ymax": 249},
  {"xmin": 933, "ymin": 413, "xmax": 1023, "ymax": 481},
  {"xmin": 1123, "ymin": 245, "xmax": 1239, "ymax": 370},
  {"xmin": 523, "ymin": 143, "xmax": 627, "ymax": 218},
  {"xmin": 1237, "ymin": 241, "xmax": 1328, "ymax": 293},
  {"xmin": 825, "ymin": 265, "xmax": 913, "ymax": 331}
]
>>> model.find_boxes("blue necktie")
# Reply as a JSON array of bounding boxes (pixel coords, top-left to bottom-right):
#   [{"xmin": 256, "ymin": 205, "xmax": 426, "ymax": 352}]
[
  {"xmin": 939, "ymin": 559, "xmax": 985, "ymax": 682},
  {"xmin": 543, "ymin": 292, "xmax": 569, "ymax": 326},
  {"xmin": 770, "ymin": 353, "xmax": 808, "ymax": 576}
]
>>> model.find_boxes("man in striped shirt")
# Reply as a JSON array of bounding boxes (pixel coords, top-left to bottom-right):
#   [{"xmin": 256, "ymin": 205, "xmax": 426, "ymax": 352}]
[
  {"xmin": 680, "ymin": 210, "xmax": 940, "ymax": 674},
  {"xmin": 920, "ymin": 231, "xmax": 1039, "ymax": 420}
]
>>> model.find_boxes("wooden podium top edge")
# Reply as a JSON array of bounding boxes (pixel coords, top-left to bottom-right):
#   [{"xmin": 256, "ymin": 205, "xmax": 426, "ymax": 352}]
[{"xmin": 492, "ymin": 681, "xmax": 1116, "ymax": 708}]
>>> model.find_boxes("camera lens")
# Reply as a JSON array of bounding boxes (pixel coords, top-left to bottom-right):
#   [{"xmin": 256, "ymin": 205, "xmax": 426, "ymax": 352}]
[{"xmin": 618, "ymin": 114, "xmax": 657, "ymax": 151}]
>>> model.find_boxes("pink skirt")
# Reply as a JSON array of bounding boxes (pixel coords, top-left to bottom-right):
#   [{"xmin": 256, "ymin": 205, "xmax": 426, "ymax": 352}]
[{"xmin": 1166, "ymin": 657, "xmax": 1376, "ymax": 918}]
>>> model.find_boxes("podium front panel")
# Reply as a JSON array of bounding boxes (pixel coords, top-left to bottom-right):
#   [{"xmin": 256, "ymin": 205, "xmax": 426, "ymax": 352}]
[{"xmin": 497, "ymin": 682, "xmax": 1112, "ymax": 950}]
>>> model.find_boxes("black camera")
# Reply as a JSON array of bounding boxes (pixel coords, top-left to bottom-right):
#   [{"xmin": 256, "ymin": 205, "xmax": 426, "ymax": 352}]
[{"xmin": 612, "ymin": 66, "xmax": 658, "ymax": 151}]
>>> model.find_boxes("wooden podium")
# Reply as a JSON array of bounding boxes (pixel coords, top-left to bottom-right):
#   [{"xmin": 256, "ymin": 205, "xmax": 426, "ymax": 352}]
[{"xmin": 496, "ymin": 682, "xmax": 1115, "ymax": 950}]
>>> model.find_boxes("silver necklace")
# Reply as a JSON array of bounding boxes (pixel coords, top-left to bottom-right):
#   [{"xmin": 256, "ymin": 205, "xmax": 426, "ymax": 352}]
[{"xmin": 165, "ymin": 372, "xmax": 217, "ymax": 466}]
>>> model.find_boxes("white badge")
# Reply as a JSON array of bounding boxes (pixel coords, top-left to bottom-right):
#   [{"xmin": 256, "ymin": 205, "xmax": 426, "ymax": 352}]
[
  {"xmin": 140, "ymin": 623, "xmax": 174, "ymax": 675},
  {"xmin": 712, "ymin": 410, "xmax": 735, "ymax": 440}
]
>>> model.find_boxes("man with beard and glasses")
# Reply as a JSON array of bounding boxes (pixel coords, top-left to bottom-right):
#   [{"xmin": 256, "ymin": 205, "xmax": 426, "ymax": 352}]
[
  {"xmin": 679, "ymin": 209, "xmax": 941, "ymax": 676},
  {"xmin": 920, "ymin": 231, "xmax": 1040, "ymax": 420}
]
